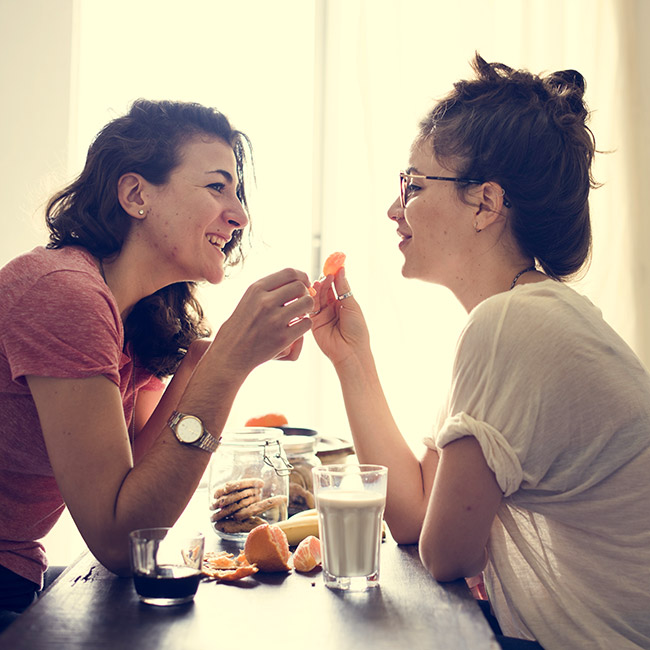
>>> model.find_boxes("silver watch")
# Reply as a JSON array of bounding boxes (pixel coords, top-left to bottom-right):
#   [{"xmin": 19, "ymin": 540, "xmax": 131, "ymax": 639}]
[{"xmin": 168, "ymin": 411, "xmax": 221, "ymax": 453}]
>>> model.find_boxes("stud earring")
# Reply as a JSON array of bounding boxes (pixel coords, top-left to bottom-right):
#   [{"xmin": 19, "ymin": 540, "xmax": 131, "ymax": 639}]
[
  {"xmin": 138, "ymin": 209, "xmax": 144, "ymax": 216},
  {"xmin": 474, "ymin": 222, "xmax": 482, "ymax": 233}
]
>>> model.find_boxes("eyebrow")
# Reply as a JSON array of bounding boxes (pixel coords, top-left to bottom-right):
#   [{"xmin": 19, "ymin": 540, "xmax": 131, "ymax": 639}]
[
  {"xmin": 404, "ymin": 166, "xmax": 422, "ymax": 175},
  {"xmin": 205, "ymin": 169, "xmax": 234, "ymax": 183}
]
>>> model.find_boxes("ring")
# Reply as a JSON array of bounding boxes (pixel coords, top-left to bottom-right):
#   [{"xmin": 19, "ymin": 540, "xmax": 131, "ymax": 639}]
[{"xmin": 337, "ymin": 290, "xmax": 353, "ymax": 301}]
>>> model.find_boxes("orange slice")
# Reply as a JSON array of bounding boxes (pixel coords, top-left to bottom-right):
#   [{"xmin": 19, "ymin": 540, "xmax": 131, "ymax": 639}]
[
  {"xmin": 292, "ymin": 535, "xmax": 322, "ymax": 573},
  {"xmin": 322, "ymin": 252, "xmax": 346, "ymax": 276}
]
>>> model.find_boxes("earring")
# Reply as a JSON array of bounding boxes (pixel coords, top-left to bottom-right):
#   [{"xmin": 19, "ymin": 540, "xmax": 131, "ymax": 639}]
[
  {"xmin": 138, "ymin": 209, "xmax": 144, "ymax": 216},
  {"xmin": 474, "ymin": 222, "xmax": 482, "ymax": 233}
]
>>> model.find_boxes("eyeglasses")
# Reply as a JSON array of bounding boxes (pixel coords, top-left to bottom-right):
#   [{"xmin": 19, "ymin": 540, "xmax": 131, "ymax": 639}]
[{"xmin": 399, "ymin": 171, "xmax": 484, "ymax": 209}]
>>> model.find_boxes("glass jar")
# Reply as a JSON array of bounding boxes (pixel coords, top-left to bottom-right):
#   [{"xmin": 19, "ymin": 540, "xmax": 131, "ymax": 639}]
[
  {"xmin": 282, "ymin": 434, "xmax": 322, "ymax": 517},
  {"xmin": 208, "ymin": 428, "xmax": 291, "ymax": 542}
]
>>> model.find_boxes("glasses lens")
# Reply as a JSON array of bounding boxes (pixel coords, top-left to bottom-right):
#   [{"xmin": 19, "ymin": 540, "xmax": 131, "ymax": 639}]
[{"xmin": 400, "ymin": 173, "xmax": 407, "ymax": 208}]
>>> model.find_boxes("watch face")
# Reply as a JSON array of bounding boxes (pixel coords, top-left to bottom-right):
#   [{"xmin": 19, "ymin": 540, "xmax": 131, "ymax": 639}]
[{"xmin": 177, "ymin": 416, "xmax": 203, "ymax": 444}]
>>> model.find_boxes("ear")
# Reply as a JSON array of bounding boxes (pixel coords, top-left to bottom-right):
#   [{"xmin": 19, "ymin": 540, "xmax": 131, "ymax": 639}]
[
  {"xmin": 472, "ymin": 182, "xmax": 507, "ymax": 231},
  {"xmin": 117, "ymin": 173, "xmax": 147, "ymax": 219}
]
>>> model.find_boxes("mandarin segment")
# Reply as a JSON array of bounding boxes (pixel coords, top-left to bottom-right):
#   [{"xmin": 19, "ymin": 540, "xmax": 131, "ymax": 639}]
[
  {"xmin": 293, "ymin": 535, "xmax": 322, "ymax": 573},
  {"xmin": 322, "ymin": 251, "xmax": 346, "ymax": 276}
]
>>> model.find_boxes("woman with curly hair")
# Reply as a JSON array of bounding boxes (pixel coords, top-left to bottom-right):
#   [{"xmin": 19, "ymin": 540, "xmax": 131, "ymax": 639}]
[{"xmin": 0, "ymin": 99, "xmax": 313, "ymax": 624}]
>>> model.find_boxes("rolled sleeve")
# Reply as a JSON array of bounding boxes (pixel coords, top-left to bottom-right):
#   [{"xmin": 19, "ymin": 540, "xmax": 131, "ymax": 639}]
[{"xmin": 435, "ymin": 412, "xmax": 523, "ymax": 497}]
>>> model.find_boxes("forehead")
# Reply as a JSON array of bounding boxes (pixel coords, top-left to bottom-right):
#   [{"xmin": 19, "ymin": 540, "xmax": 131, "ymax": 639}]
[
  {"xmin": 175, "ymin": 135, "xmax": 237, "ymax": 175},
  {"xmin": 408, "ymin": 138, "xmax": 438, "ymax": 171}
]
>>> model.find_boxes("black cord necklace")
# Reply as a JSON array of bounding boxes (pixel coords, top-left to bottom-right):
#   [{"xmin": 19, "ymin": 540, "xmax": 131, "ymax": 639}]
[{"xmin": 509, "ymin": 265, "xmax": 536, "ymax": 290}]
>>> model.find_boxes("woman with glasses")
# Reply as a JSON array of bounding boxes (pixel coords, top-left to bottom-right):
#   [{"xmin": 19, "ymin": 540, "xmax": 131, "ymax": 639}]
[
  {"xmin": 0, "ymin": 99, "xmax": 313, "ymax": 628},
  {"xmin": 311, "ymin": 54, "xmax": 650, "ymax": 649}
]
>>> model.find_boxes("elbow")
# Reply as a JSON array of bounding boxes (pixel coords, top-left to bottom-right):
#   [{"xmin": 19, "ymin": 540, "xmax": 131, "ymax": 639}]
[
  {"xmin": 418, "ymin": 528, "xmax": 485, "ymax": 583},
  {"xmin": 86, "ymin": 538, "xmax": 132, "ymax": 577},
  {"xmin": 418, "ymin": 542, "xmax": 463, "ymax": 583}
]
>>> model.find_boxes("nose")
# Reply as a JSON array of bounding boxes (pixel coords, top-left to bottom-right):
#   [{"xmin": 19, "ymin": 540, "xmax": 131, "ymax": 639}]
[
  {"xmin": 225, "ymin": 198, "xmax": 249, "ymax": 230},
  {"xmin": 387, "ymin": 195, "xmax": 403, "ymax": 221}
]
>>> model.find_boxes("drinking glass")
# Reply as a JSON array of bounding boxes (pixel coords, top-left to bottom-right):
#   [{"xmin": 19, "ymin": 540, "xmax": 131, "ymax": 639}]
[
  {"xmin": 129, "ymin": 528, "xmax": 204, "ymax": 606},
  {"xmin": 312, "ymin": 464, "xmax": 387, "ymax": 591}
]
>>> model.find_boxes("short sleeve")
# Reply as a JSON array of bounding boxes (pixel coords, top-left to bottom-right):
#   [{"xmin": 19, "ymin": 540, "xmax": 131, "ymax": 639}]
[
  {"xmin": 436, "ymin": 412, "xmax": 523, "ymax": 496},
  {"xmin": 4, "ymin": 269, "xmax": 123, "ymax": 386}
]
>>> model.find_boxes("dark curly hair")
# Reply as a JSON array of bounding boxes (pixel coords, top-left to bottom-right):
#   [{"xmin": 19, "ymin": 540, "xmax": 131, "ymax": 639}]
[
  {"xmin": 417, "ymin": 53, "xmax": 598, "ymax": 280},
  {"xmin": 45, "ymin": 99, "xmax": 253, "ymax": 377}
]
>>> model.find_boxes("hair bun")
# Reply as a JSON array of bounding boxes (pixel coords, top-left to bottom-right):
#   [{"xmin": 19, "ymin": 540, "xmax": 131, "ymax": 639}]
[
  {"xmin": 549, "ymin": 69, "xmax": 585, "ymax": 94},
  {"xmin": 546, "ymin": 69, "xmax": 587, "ymax": 116}
]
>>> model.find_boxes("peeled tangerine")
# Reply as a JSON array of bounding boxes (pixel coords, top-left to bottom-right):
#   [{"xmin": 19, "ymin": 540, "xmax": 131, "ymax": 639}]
[
  {"xmin": 244, "ymin": 524, "xmax": 292, "ymax": 572},
  {"xmin": 245, "ymin": 413, "xmax": 288, "ymax": 428},
  {"xmin": 322, "ymin": 251, "xmax": 346, "ymax": 277},
  {"xmin": 292, "ymin": 535, "xmax": 322, "ymax": 573}
]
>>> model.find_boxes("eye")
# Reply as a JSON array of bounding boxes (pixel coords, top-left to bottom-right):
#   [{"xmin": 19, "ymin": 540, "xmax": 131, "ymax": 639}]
[
  {"xmin": 206, "ymin": 182, "xmax": 225, "ymax": 193},
  {"xmin": 405, "ymin": 182, "xmax": 421, "ymax": 202}
]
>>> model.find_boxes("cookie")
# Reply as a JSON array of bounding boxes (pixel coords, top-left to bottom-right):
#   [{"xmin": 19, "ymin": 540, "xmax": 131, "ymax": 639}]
[
  {"xmin": 214, "ymin": 516, "xmax": 265, "ymax": 533},
  {"xmin": 233, "ymin": 495, "xmax": 288, "ymax": 520},
  {"xmin": 210, "ymin": 494, "xmax": 261, "ymax": 522},
  {"xmin": 212, "ymin": 486, "xmax": 261, "ymax": 510},
  {"xmin": 213, "ymin": 478, "xmax": 264, "ymax": 499}
]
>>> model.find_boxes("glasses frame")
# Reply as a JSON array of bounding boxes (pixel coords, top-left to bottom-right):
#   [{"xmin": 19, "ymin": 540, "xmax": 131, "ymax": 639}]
[{"xmin": 399, "ymin": 171, "xmax": 484, "ymax": 209}]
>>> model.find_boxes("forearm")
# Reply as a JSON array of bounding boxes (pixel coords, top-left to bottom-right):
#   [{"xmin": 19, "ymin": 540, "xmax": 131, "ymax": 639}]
[{"xmin": 334, "ymin": 350, "xmax": 437, "ymax": 544}]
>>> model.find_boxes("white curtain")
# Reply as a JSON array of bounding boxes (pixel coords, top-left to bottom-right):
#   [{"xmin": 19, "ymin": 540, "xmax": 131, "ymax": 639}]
[{"xmin": 2, "ymin": 0, "xmax": 649, "ymax": 561}]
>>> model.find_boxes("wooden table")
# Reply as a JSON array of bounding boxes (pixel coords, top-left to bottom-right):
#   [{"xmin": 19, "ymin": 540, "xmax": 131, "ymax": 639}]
[{"xmin": 0, "ymin": 491, "xmax": 499, "ymax": 650}]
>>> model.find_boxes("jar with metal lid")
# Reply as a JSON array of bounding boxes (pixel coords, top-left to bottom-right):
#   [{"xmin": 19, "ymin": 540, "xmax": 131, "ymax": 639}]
[
  {"xmin": 282, "ymin": 434, "xmax": 322, "ymax": 517},
  {"xmin": 208, "ymin": 428, "xmax": 291, "ymax": 542}
]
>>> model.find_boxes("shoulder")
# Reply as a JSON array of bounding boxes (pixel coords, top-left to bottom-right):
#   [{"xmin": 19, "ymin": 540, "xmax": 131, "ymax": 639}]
[
  {"xmin": 1, "ymin": 246, "xmax": 119, "ymax": 330},
  {"xmin": 462, "ymin": 280, "xmax": 588, "ymax": 345}
]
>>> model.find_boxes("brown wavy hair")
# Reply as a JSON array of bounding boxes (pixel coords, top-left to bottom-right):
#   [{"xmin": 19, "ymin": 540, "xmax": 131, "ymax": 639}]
[
  {"xmin": 418, "ymin": 53, "xmax": 598, "ymax": 280},
  {"xmin": 45, "ymin": 99, "xmax": 253, "ymax": 377}
]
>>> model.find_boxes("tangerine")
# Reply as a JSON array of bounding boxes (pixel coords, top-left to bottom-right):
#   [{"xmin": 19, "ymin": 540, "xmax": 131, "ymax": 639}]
[
  {"xmin": 244, "ymin": 524, "xmax": 292, "ymax": 572},
  {"xmin": 322, "ymin": 251, "xmax": 346, "ymax": 276},
  {"xmin": 293, "ymin": 535, "xmax": 322, "ymax": 573},
  {"xmin": 245, "ymin": 413, "xmax": 288, "ymax": 428}
]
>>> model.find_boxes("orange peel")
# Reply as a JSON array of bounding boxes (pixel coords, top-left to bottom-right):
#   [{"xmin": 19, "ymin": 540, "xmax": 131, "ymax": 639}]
[{"xmin": 202, "ymin": 550, "xmax": 259, "ymax": 582}]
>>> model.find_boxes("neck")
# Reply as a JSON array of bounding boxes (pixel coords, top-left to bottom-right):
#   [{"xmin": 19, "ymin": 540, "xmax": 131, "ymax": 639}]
[{"xmin": 451, "ymin": 259, "xmax": 538, "ymax": 313}]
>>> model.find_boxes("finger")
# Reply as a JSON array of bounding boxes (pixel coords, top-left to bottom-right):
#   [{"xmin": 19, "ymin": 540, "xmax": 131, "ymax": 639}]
[
  {"xmin": 275, "ymin": 337, "xmax": 304, "ymax": 361},
  {"xmin": 257, "ymin": 268, "xmax": 311, "ymax": 292},
  {"xmin": 333, "ymin": 267, "xmax": 353, "ymax": 300}
]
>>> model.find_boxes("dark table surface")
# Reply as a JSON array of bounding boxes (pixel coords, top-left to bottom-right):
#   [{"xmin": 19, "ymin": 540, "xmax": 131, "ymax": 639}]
[{"xmin": 0, "ymin": 491, "xmax": 498, "ymax": 650}]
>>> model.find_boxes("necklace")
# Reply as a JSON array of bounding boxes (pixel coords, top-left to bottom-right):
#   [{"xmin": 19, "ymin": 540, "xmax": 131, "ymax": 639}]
[{"xmin": 509, "ymin": 265, "xmax": 536, "ymax": 290}]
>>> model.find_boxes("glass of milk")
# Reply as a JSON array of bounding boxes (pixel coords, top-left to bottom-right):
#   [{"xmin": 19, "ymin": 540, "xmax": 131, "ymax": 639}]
[{"xmin": 312, "ymin": 464, "xmax": 387, "ymax": 591}]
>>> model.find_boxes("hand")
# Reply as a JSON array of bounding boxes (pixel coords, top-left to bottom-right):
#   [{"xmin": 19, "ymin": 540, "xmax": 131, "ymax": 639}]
[
  {"xmin": 209, "ymin": 268, "xmax": 314, "ymax": 375},
  {"xmin": 310, "ymin": 267, "xmax": 370, "ymax": 367}
]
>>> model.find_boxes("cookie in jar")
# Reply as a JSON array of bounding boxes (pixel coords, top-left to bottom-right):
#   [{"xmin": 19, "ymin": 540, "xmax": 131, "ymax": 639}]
[
  {"xmin": 208, "ymin": 428, "xmax": 290, "ymax": 541},
  {"xmin": 282, "ymin": 434, "xmax": 321, "ymax": 517}
]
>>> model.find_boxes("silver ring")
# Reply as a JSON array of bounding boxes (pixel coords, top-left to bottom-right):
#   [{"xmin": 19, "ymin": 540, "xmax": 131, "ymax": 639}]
[{"xmin": 337, "ymin": 290, "xmax": 353, "ymax": 301}]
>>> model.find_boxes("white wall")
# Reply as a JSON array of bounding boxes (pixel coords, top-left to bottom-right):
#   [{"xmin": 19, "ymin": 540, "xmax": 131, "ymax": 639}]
[{"xmin": 0, "ymin": 0, "xmax": 76, "ymax": 265}]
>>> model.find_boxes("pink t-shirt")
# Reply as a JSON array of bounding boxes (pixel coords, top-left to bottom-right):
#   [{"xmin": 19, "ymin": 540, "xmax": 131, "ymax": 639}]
[{"xmin": 0, "ymin": 246, "xmax": 162, "ymax": 587}]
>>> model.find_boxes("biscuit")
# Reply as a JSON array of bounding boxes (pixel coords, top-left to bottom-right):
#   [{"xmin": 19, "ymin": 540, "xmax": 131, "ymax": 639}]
[
  {"xmin": 210, "ymin": 494, "xmax": 260, "ymax": 522},
  {"xmin": 214, "ymin": 516, "xmax": 265, "ymax": 533},
  {"xmin": 233, "ymin": 495, "xmax": 288, "ymax": 520},
  {"xmin": 212, "ymin": 486, "xmax": 261, "ymax": 510},
  {"xmin": 213, "ymin": 478, "xmax": 264, "ymax": 499}
]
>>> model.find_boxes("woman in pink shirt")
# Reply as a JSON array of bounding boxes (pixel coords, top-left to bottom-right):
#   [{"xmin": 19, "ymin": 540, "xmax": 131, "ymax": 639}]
[{"xmin": 0, "ymin": 99, "xmax": 314, "ymax": 625}]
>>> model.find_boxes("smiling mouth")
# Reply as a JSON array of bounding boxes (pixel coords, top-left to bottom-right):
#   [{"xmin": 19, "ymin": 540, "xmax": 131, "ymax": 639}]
[{"xmin": 206, "ymin": 234, "xmax": 229, "ymax": 250}]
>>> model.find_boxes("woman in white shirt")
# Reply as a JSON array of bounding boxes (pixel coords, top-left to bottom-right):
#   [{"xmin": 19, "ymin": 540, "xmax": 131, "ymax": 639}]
[{"xmin": 310, "ymin": 54, "xmax": 650, "ymax": 650}]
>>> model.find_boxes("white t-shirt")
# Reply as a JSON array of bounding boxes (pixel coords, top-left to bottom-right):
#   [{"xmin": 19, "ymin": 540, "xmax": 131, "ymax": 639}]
[{"xmin": 424, "ymin": 280, "xmax": 650, "ymax": 650}]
